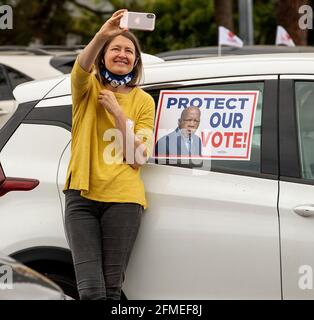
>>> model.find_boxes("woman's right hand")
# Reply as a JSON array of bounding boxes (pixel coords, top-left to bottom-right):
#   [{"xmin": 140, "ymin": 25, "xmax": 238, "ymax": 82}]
[
  {"xmin": 96, "ymin": 9, "xmax": 128, "ymax": 41},
  {"xmin": 77, "ymin": 9, "xmax": 128, "ymax": 73}
]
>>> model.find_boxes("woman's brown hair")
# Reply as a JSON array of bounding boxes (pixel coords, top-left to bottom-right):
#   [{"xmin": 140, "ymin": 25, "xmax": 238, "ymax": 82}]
[{"xmin": 94, "ymin": 31, "xmax": 143, "ymax": 87}]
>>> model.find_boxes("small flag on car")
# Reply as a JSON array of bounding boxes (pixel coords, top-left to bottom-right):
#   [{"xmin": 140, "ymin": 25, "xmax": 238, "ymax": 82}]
[
  {"xmin": 275, "ymin": 25, "xmax": 295, "ymax": 47},
  {"xmin": 218, "ymin": 26, "xmax": 244, "ymax": 48}
]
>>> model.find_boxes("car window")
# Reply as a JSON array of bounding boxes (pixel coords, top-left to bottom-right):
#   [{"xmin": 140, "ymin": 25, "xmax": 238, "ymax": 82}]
[
  {"xmin": 0, "ymin": 69, "xmax": 13, "ymax": 100},
  {"xmin": 50, "ymin": 56, "xmax": 76, "ymax": 74},
  {"xmin": 295, "ymin": 81, "xmax": 314, "ymax": 180},
  {"xmin": 148, "ymin": 81, "xmax": 264, "ymax": 175},
  {"xmin": 5, "ymin": 66, "xmax": 32, "ymax": 89}
]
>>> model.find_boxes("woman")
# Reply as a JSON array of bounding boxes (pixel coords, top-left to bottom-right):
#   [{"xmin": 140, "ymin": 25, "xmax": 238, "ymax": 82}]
[{"xmin": 63, "ymin": 9, "xmax": 155, "ymax": 300}]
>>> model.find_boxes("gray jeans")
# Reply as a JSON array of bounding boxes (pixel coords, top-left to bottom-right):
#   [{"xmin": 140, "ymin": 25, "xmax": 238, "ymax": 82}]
[{"xmin": 64, "ymin": 189, "xmax": 143, "ymax": 300}]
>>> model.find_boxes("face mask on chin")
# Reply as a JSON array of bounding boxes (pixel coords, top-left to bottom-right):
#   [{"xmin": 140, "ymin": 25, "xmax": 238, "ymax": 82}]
[{"xmin": 100, "ymin": 68, "xmax": 134, "ymax": 88}]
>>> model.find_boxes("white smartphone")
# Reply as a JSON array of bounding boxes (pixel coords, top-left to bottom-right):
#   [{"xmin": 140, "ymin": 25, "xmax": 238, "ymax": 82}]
[{"xmin": 120, "ymin": 11, "xmax": 155, "ymax": 31}]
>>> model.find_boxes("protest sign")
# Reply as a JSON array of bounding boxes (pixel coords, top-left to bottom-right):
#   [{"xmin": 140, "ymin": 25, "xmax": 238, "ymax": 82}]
[{"xmin": 153, "ymin": 90, "xmax": 259, "ymax": 160}]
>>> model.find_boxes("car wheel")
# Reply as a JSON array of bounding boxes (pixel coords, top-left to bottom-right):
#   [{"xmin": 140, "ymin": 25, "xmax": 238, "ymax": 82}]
[
  {"xmin": 44, "ymin": 271, "xmax": 79, "ymax": 300},
  {"xmin": 25, "ymin": 261, "xmax": 79, "ymax": 300}
]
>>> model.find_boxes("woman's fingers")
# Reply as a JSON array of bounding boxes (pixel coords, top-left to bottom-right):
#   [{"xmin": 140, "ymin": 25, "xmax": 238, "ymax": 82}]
[
  {"xmin": 111, "ymin": 9, "xmax": 127, "ymax": 18},
  {"xmin": 111, "ymin": 11, "xmax": 127, "ymax": 21},
  {"xmin": 109, "ymin": 9, "xmax": 127, "ymax": 26},
  {"xmin": 99, "ymin": 89, "xmax": 108, "ymax": 96},
  {"xmin": 97, "ymin": 9, "xmax": 128, "ymax": 39}
]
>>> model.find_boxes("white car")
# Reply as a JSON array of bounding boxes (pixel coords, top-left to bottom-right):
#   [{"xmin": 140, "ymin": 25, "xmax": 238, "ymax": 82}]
[
  {"xmin": 1, "ymin": 53, "xmax": 314, "ymax": 299},
  {"xmin": 0, "ymin": 47, "xmax": 67, "ymax": 126},
  {"xmin": 0, "ymin": 47, "xmax": 163, "ymax": 129},
  {"xmin": 156, "ymin": 44, "xmax": 314, "ymax": 60}
]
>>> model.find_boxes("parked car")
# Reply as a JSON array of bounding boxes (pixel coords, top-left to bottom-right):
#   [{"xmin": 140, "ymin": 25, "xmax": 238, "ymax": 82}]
[
  {"xmin": 0, "ymin": 48, "xmax": 56, "ymax": 123},
  {"xmin": 156, "ymin": 44, "xmax": 314, "ymax": 60},
  {"xmin": 0, "ymin": 46, "xmax": 163, "ymax": 129},
  {"xmin": 0, "ymin": 251, "xmax": 68, "ymax": 300},
  {"xmin": 1, "ymin": 53, "xmax": 314, "ymax": 299},
  {"xmin": 0, "ymin": 46, "xmax": 163, "ymax": 128}
]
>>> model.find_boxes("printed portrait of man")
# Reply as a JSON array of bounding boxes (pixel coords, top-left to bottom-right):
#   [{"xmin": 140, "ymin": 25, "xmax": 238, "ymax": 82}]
[{"xmin": 155, "ymin": 106, "xmax": 202, "ymax": 157}]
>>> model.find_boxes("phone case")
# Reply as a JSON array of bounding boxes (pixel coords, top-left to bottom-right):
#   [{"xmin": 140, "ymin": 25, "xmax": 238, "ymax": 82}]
[{"xmin": 120, "ymin": 12, "xmax": 155, "ymax": 31}]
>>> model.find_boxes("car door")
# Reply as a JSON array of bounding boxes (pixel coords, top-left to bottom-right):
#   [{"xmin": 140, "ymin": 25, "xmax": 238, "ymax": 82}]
[
  {"xmin": 278, "ymin": 75, "xmax": 314, "ymax": 299},
  {"xmin": 121, "ymin": 76, "xmax": 281, "ymax": 299},
  {"xmin": 57, "ymin": 75, "xmax": 281, "ymax": 299}
]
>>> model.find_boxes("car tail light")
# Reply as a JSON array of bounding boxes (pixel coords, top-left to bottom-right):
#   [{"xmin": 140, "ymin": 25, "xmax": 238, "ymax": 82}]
[
  {"xmin": 0, "ymin": 177, "xmax": 39, "ymax": 197},
  {"xmin": 0, "ymin": 166, "xmax": 5, "ymax": 185},
  {"xmin": 0, "ymin": 162, "xmax": 39, "ymax": 197}
]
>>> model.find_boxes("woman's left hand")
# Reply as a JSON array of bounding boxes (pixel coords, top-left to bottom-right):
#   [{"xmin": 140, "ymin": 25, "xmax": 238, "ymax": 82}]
[{"xmin": 98, "ymin": 89, "xmax": 122, "ymax": 117}]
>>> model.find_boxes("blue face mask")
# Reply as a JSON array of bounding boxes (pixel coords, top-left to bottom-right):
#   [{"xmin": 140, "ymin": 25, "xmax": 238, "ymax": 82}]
[{"xmin": 100, "ymin": 68, "xmax": 134, "ymax": 88}]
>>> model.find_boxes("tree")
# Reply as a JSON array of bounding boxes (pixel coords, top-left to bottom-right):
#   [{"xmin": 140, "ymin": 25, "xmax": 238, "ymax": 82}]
[
  {"xmin": 1, "ymin": 0, "xmax": 314, "ymax": 49},
  {"xmin": 253, "ymin": 0, "xmax": 277, "ymax": 44},
  {"xmin": 0, "ymin": 0, "xmax": 74, "ymax": 45},
  {"xmin": 111, "ymin": 0, "xmax": 217, "ymax": 53},
  {"xmin": 0, "ymin": 0, "xmax": 114, "ymax": 45},
  {"xmin": 214, "ymin": 0, "xmax": 234, "ymax": 30},
  {"xmin": 276, "ymin": 0, "xmax": 309, "ymax": 45}
]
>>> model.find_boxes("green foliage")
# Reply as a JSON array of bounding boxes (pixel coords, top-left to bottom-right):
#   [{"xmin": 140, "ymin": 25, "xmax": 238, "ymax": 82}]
[
  {"xmin": 253, "ymin": 0, "xmax": 277, "ymax": 44},
  {"xmin": 0, "ymin": 0, "xmax": 74, "ymax": 45},
  {"xmin": 0, "ymin": 0, "xmax": 313, "ymax": 50},
  {"xmin": 113, "ymin": 0, "xmax": 216, "ymax": 53}
]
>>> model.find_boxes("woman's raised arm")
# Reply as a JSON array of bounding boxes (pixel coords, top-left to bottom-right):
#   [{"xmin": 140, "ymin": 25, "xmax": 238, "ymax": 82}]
[{"xmin": 78, "ymin": 9, "xmax": 128, "ymax": 72}]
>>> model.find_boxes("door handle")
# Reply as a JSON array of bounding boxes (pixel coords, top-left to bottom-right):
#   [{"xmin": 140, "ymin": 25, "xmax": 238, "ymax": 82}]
[{"xmin": 294, "ymin": 205, "xmax": 314, "ymax": 217}]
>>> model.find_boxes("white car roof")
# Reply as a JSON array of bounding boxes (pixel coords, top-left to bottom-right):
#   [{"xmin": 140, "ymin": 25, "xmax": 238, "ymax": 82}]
[
  {"xmin": 13, "ymin": 53, "xmax": 314, "ymax": 104},
  {"xmin": 0, "ymin": 55, "xmax": 64, "ymax": 79},
  {"xmin": 141, "ymin": 53, "xmax": 164, "ymax": 64},
  {"xmin": 143, "ymin": 52, "xmax": 314, "ymax": 83},
  {"xmin": 0, "ymin": 52, "xmax": 163, "ymax": 80}
]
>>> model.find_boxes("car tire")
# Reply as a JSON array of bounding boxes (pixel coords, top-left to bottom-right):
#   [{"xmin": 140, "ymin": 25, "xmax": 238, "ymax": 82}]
[
  {"xmin": 25, "ymin": 261, "xmax": 79, "ymax": 300},
  {"xmin": 27, "ymin": 261, "xmax": 128, "ymax": 300}
]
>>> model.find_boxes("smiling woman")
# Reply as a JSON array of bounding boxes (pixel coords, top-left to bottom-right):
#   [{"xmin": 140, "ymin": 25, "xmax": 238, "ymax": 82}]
[
  {"xmin": 104, "ymin": 36, "xmax": 136, "ymax": 73},
  {"xmin": 62, "ymin": 9, "xmax": 155, "ymax": 300},
  {"xmin": 94, "ymin": 32, "xmax": 142, "ymax": 88}
]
